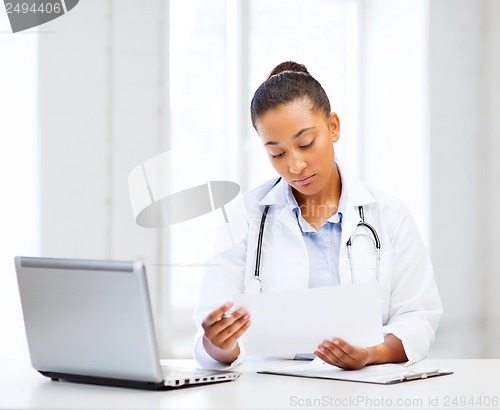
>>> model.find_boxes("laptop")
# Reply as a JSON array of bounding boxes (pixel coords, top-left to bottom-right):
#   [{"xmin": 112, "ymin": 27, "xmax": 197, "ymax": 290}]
[{"xmin": 14, "ymin": 256, "xmax": 241, "ymax": 390}]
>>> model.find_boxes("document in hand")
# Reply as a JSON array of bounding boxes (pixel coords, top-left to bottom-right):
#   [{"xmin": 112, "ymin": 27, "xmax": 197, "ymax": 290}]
[
  {"xmin": 232, "ymin": 283, "xmax": 383, "ymax": 356},
  {"xmin": 259, "ymin": 358, "xmax": 453, "ymax": 384}
]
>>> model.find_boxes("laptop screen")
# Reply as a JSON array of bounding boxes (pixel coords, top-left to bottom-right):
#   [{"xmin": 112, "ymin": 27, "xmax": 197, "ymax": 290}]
[{"xmin": 15, "ymin": 257, "xmax": 164, "ymax": 383}]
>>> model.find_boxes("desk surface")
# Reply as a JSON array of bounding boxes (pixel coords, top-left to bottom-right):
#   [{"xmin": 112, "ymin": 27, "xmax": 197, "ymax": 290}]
[{"xmin": 0, "ymin": 358, "xmax": 498, "ymax": 410}]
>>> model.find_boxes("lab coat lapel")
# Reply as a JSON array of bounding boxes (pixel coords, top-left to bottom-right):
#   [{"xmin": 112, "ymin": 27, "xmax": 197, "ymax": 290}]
[
  {"xmin": 340, "ymin": 202, "xmax": 360, "ymax": 254},
  {"xmin": 337, "ymin": 161, "xmax": 377, "ymax": 284},
  {"xmin": 265, "ymin": 204, "xmax": 309, "ymax": 290},
  {"xmin": 338, "ymin": 163, "xmax": 374, "ymax": 253},
  {"xmin": 258, "ymin": 179, "xmax": 309, "ymax": 291},
  {"xmin": 339, "ymin": 201, "xmax": 360, "ymax": 284}
]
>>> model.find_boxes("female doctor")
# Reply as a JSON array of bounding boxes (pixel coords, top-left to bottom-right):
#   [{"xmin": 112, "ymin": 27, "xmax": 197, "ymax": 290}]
[{"xmin": 193, "ymin": 61, "xmax": 442, "ymax": 370}]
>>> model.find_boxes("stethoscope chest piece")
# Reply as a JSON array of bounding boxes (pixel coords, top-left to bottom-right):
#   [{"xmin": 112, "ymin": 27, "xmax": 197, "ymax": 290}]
[{"xmin": 246, "ymin": 277, "xmax": 263, "ymax": 294}]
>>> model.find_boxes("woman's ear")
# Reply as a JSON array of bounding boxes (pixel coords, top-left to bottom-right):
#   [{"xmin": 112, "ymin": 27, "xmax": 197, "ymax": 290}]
[{"xmin": 329, "ymin": 112, "xmax": 340, "ymax": 143}]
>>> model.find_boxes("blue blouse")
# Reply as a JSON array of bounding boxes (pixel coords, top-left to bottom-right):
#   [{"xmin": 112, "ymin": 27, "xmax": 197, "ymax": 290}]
[{"xmin": 284, "ymin": 184, "xmax": 344, "ymax": 287}]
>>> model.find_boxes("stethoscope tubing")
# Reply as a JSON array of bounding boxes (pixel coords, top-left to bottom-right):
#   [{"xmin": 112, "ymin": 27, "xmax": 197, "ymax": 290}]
[
  {"xmin": 254, "ymin": 186, "xmax": 381, "ymax": 291},
  {"xmin": 347, "ymin": 206, "xmax": 381, "ymax": 283}
]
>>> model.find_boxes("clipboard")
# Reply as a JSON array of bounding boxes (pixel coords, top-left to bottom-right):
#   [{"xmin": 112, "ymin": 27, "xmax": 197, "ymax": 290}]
[{"xmin": 258, "ymin": 359, "xmax": 453, "ymax": 385}]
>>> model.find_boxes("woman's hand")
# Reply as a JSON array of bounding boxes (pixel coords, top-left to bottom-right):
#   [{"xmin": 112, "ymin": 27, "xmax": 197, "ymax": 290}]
[
  {"xmin": 314, "ymin": 334, "xmax": 407, "ymax": 369},
  {"xmin": 314, "ymin": 338, "xmax": 371, "ymax": 370},
  {"xmin": 201, "ymin": 302, "xmax": 251, "ymax": 363}
]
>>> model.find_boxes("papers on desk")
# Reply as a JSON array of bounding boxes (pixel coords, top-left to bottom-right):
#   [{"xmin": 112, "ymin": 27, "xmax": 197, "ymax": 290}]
[
  {"xmin": 259, "ymin": 358, "xmax": 454, "ymax": 384},
  {"xmin": 233, "ymin": 283, "xmax": 383, "ymax": 356}
]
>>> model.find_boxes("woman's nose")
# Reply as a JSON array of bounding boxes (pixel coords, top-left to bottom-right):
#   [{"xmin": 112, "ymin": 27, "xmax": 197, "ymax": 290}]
[{"xmin": 288, "ymin": 151, "xmax": 307, "ymax": 174}]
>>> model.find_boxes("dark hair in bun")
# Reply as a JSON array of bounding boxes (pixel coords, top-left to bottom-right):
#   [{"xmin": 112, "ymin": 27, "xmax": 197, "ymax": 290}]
[
  {"xmin": 250, "ymin": 61, "xmax": 331, "ymax": 129},
  {"xmin": 267, "ymin": 61, "xmax": 310, "ymax": 79}
]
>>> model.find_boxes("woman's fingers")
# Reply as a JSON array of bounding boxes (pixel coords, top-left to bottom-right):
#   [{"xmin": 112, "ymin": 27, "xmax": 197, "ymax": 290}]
[
  {"xmin": 314, "ymin": 338, "xmax": 368, "ymax": 370},
  {"xmin": 314, "ymin": 349, "xmax": 343, "ymax": 367},
  {"xmin": 202, "ymin": 302, "xmax": 251, "ymax": 350},
  {"xmin": 216, "ymin": 317, "xmax": 252, "ymax": 350},
  {"xmin": 201, "ymin": 302, "xmax": 233, "ymax": 330},
  {"xmin": 314, "ymin": 340, "xmax": 351, "ymax": 368},
  {"xmin": 206, "ymin": 309, "xmax": 249, "ymax": 340}
]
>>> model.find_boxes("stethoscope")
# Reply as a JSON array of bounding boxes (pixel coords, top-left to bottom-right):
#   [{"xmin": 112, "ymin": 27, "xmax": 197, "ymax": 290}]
[{"xmin": 252, "ymin": 181, "xmax": 381, "ymax": 293}]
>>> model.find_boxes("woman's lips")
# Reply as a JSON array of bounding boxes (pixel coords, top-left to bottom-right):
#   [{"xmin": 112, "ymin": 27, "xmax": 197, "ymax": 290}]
[{"xmin": 294, "ymin": 174, "xmax": 315, "ymax": 185}]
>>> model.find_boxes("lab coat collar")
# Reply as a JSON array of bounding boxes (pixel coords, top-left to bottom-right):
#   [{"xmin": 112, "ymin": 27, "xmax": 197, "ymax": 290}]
[
  {"xmin": 258, "ymin": 159, "xmax": 376, "ymax": 208},
  {"xmin": 259, "ymin": 177, "xmax": 289, "ymax": 206},
  {"xmin": 336, "ymin": 159, "xmax": 376, "ymax": 207}
]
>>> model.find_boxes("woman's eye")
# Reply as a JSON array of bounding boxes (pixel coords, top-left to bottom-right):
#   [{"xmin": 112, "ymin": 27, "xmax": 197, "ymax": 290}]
[
  {"xmin": 271, "ymin": 152, "xmax": 285, "ymax": 159},
  {"xmin": 299, "ymin": 140, "xmax": 314, "ymax": 149}
]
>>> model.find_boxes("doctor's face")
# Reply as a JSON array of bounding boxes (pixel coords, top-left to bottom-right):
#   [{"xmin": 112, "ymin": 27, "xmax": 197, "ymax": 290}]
[{"xmin": 255, "ymin": 99, "xmax": 340, "ymax": 197}]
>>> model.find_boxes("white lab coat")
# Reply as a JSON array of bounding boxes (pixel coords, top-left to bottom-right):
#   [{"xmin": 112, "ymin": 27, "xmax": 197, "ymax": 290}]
[{"xmin": 193, "ymin": 162, "xmax": 442, "ymax": 368}]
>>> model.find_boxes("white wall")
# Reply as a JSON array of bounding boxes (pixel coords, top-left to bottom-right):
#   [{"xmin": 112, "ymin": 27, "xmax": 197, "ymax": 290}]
[
  {"xmin": 483, "ymin": 0, "xmax": 500, "ymax": 357},
  {"xmin": 38, "ymin": 0, "xmax": 176, "ymax": 356},
  {"xmin": 0, "ymin": 12, "xmax": 38, "ymax": 360},
  {"xmin": 429, "ymin": 0, "xmax": 500, "ymax": 358}
]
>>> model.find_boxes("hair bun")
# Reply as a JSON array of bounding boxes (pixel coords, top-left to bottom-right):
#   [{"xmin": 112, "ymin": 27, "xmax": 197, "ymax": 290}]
[{"xmin": 267, "ymin": 61, "xmax": 309, "ymax": 80}]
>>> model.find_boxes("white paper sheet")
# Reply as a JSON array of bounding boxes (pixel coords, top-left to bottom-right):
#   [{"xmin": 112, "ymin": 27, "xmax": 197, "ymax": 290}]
[{"xmin": 232, "ymin": 283, "xmax": 384, "ymax": 356}]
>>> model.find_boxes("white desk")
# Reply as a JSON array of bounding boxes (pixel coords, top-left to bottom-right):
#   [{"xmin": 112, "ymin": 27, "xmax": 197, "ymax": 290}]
[{"xmin": 0, "ymin": 358, "xmax": 498, "ymax": 410}]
